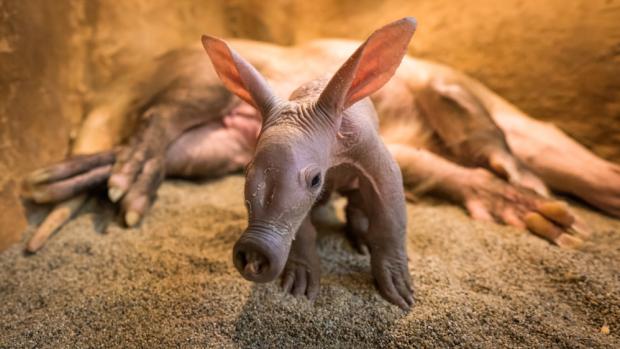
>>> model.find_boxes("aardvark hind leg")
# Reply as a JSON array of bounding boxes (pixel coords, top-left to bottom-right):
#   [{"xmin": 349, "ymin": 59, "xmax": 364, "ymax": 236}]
[
  {"xmin": 388, "ymin": 144, "xmax": 590, "ymax": 248},
  {"xmin": 496, "ymin": 112, "xmax": 620, "ymax": 218},
  {"xmin": 416, "ymin": 78, "xmax": 548, "ymax": 196},
  {"xmin": 341, "ymin": 189, "xmax": 370, "ymax": 254}
]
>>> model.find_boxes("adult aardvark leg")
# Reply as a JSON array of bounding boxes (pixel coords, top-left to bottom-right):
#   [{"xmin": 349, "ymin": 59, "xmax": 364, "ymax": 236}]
[
  {"xmin": 22, "ymin": 106, "xmax": 258, "ymax": 251},
  {"xmin": 24, "ymin": 104, "xmax": 203, "ymax": 226},
  {"xmin": 387, "ymin": 144, "xmax": 589, "ymax": 248},
  {"xmin": 415, "ymin": 78, "xmax": 548, "ymax": 196},
  {"xmin": 420, "ymin": 74, "xmax": 620, "ymax": 218},
  {"xmin": 493, "ymin": 110, "xmax": 620, "ymax": 218}
]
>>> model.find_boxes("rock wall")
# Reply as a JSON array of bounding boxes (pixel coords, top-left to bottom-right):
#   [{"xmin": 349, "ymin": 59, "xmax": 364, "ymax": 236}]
[
  {"xmin": 1, "ymin": 0, "xmax": 619, "ymax": 249},
  {"xmin": 0, "ymin": 0, "xmax": 88, "ymax": 250}
]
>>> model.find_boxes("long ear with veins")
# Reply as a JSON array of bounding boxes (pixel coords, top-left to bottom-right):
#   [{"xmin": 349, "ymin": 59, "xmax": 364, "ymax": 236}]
[
  {"xmin": 317, "ymin": 17, "xmax": 417, "ymax": 116},
  {"xmin": 202, "ymin": 35, "xmax": 280, "ymax": 115}
]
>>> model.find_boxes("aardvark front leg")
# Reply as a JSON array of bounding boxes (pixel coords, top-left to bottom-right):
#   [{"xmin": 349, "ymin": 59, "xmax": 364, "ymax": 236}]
[
  {"xmin": 22, "ymin": 105, "xmax": 257, "ymax": 252},
  {"xmin": 280, "ymin": 215, "xmax": 321, "ymax": 301},
  {"xmin": 24, "ymin": 105, "xmax": 185, "ymax": 228},
  {"xmin": 357, "ymin": 142, "xmax": 413, "ymax": 310}
]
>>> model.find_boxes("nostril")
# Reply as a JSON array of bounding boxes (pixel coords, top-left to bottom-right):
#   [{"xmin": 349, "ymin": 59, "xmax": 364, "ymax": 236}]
[
  {"xmin": 243, "ymin": 251, "xmax": 267, "ymax": 275},
  {"xmin": 234, "ymin": 247, "xmax": 270, "ymax": 279},
  {"xmin": 234, "ymin": 250, "xmax": 249, "ymax": 271}
]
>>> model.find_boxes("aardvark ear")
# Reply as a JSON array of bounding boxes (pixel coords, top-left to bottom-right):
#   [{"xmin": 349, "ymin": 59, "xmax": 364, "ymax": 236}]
[
  {"xmin": 202, "ymin": 35, "xmax": 280, "ymax": 115},
  {"xmin": 317, "ymin": 17, "xmax": 417, "ymax": 117}
]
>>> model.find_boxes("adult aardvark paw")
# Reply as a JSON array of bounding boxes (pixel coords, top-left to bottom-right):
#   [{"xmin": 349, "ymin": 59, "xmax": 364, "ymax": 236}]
[
  {"xmin": 23, "ymin": 116, "xmax": 169, "ymax": 229},
  {"xmin": 109, "ymin": 148, "xmax": 165, "ymax": 228},
  {"xmin": 107, "ymin": 117, "xmax": 168, "ymax": 227},
  {"xmin": 463, "ymin": 169, "xmax": 591, "ymax": 247},
  {"xmin": 280, "ymin": 251, "xmax": 321, "ymax": 301},
  {"xmin": 371, "ymin": 251, "xmax": 414, "ymax": 310}
]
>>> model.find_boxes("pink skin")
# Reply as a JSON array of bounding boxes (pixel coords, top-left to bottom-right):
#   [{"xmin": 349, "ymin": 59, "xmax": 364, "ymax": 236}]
[
  {"xmin": 23, "ymin": 18, "xmax": 620, "ymax": 307},
  {"xmin": 203, "ymin": 19, "xmax": 416, "ymax": 308}
]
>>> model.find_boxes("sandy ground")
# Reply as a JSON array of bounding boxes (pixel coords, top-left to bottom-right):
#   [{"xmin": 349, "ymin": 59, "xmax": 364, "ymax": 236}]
[{"xmin": 1, "ymin": 175, "xmax": 618, "ymax": 348}]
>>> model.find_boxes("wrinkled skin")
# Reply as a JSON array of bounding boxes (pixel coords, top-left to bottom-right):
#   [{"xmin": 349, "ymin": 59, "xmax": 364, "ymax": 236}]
[
  {"xmin": 204, "ymin": 19, "xmax": 415, "ymax": 308},
  {"xmin": 23, "ymin": 17, "xmax": 620, "ymax": 309}
]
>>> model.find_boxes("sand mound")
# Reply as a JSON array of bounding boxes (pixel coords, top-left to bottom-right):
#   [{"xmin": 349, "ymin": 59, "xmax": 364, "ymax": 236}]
[{"xmin": 1, "ymin": 176, "xmax": 618, "ymax": 347}]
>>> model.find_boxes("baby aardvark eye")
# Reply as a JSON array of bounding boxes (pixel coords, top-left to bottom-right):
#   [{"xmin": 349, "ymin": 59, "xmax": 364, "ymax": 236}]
[
  {"xmin": 301, "ymin": 166, "xmax": 323, "ymax": 191},
  {"xmin": 310, "ymin": 173, "xmax": 322, "ymax": 188}
]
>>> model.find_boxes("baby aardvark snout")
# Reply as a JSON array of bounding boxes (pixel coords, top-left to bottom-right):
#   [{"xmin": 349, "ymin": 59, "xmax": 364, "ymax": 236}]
[{"xmin": 232, "ymin": 226, "xmax": 292, "ymax": 283}]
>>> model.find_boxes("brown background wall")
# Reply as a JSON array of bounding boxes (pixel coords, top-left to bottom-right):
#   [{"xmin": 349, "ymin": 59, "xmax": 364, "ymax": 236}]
[{"xmin": 1, "ymin": 0, "xmax": 619, "ymax": 250}]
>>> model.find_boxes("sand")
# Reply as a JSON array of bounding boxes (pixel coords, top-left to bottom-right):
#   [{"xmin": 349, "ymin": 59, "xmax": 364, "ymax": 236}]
[{"xmin": 1, "ymin": 175, "xmax": 618, "ymax": 348}]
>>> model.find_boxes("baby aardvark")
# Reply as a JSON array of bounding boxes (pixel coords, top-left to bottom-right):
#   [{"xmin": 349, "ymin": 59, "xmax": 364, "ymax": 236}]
[
  {"xmin": 23, "ymin": 18, "xmax": 620, "ymax": 310},
  {"xmin": 211, "ymin": 19, "xmax": 416, "ymax": 308}
]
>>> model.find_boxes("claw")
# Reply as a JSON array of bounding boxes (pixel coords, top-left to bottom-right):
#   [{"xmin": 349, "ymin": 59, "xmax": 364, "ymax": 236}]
[
  {"xmin": 25, "ymin": 190, "xmax": 53, "ymax": 205},
  {"xmin": 124, "ymin": 210, "xmax": 141, "ymax": 227},
  {"xmin": 26, "ymin": 168, "xmax": 51, "ymax": 185},
  {"xmin": 538, "ymin": 201, "xmax": 574, "ymax": 227},
  {"xmin": 554, "ymin": 233, "xmax": 584, "ymax": 249},
  {"xmin": 462, "ymin": 169, "xmax": 583, "ymax": 246},
  {"xmin": 108, "ymin": 187, "xmax": 124, "ymax": 203},
  {"xmin": 524, "ymin": 212, "xmax": 559, "ymax": 240},
  {"xmin": 25, "ymin": 195, "xmax": 87, "ymax": 253},
  {"xmin": 373, "ymin": 264, "xmax": 412, "ymax": 310},
  {"xmin": 393, "ymin": 274, "xmax": 414, "ymax": 307},
  {"xmin": 524, "ymin": 212, "xmax": 581, "ymax": 248},
  {"xmin": 281, "ymin": 270, "xmax": 295, "ymax": 293}
]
